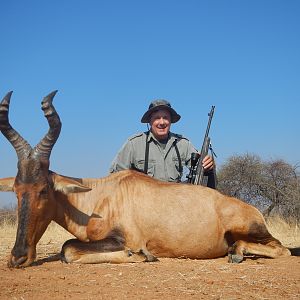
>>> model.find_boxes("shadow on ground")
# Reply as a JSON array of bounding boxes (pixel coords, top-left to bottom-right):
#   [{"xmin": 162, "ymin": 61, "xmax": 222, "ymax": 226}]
[{"xmin": 289, "ymin": 247, "xmax": 300, "ymax": 256}]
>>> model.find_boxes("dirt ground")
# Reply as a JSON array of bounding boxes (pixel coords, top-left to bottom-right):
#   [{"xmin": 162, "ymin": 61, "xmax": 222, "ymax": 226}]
[
  {"xmin": 0, "ymin": 253, "xmax": 300, "ymax": 300},
  {"xmin": 0, "ymin": 223, "xmax": 299, "ymax": 300}
]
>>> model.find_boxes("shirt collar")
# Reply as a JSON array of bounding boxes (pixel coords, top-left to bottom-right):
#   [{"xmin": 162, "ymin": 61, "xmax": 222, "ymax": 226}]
[{"xmin": 147, "ymin": 131, "xmax": 178, "ymax": 144}]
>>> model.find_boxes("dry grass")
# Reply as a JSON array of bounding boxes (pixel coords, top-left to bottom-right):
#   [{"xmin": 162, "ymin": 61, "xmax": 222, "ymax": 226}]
[
  {"xmin": 0, "ymin": 221, "xmax": 73, "ymax": 260},
  {"xmin": 266, "ymin": 216, "xmax": 300, "ymax": 248},
  {"xmin": 0, "ymin": 216, "xmax": 299, "ymax": 261}
]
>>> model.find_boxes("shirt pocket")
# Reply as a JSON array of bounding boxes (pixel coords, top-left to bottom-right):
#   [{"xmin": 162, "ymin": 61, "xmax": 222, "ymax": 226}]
[{"xmin": 136, "ymin": 159, "xmax": 155, "ymax": 177}]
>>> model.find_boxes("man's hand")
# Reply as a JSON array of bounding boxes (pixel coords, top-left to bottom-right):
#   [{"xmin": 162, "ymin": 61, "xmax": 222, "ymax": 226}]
[{"xmin": 202, "ymin": 155, "xmax": 214, "ymax": 171}]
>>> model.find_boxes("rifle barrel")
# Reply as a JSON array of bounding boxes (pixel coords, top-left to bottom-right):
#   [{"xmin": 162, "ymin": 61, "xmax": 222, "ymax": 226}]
[{"xmin": 194, "ymin": 105, "xmax": 215, "ymax": 186}]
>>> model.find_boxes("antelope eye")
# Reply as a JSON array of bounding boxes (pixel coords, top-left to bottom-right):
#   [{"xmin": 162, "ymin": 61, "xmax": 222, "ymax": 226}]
[{"xmin": 39, "ymin": 187, "xmax": 48, "ymax": 196}]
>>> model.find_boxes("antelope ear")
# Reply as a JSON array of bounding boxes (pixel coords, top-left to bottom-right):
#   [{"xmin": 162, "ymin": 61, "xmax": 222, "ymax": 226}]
[
  {"xmin": 51, "ymin": 173, "xmax": 92, "ymax": 194},
  {"xmin": 0, "ymin": 177, "xmax": 15, "ymax": 192}
]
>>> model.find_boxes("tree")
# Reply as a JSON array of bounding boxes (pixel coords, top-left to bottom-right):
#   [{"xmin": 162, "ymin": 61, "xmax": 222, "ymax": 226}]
[
  {"xmin": 217, "ymin": 154, "xmax": 300, "ymax": 221},
  {"xmin": 217, "ymin": 154, "xmax": 264, "ymax": 206},
  {"xmin": 260, "ymin": 160, "xmax": 300, "ymax": 220}
]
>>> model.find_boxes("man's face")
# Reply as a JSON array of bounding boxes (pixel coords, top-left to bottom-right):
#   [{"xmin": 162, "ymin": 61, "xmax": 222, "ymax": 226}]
[{"xmin": 150, "ymin": 109, "xmax": 171, "ymax": 141}]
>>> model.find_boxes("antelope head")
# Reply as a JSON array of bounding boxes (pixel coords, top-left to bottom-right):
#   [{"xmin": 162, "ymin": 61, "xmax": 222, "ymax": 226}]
[{"xmin": 0, "ymin": 91, "xmax": 62, "ymax": 268}]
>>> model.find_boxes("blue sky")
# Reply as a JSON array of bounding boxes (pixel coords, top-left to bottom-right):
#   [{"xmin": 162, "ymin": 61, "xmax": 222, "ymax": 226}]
[{"xmin": 1, "ymin": 0, "xmax": 299, "ymax": 207}]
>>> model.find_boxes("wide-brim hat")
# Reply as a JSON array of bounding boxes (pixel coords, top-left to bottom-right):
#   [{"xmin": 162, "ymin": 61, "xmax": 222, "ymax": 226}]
[{"xmin": 141, "ymin": 99, "xmax": 181, "ymax": 123}]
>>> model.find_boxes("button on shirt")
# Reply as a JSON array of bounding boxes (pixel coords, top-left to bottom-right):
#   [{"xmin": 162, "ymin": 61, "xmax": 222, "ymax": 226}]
[{"xmin": 110, "ymin": 131, "xmax": 197, "ymax": 182}]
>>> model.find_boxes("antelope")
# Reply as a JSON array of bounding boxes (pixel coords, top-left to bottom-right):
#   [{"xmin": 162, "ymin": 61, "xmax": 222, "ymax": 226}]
[{"xmin": 0, "ymin": 91, "xmax": 290, "ymax": 268}]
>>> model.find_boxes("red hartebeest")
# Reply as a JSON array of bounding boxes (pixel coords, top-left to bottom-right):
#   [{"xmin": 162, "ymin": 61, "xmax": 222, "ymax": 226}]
[{"xmin": 0, "ymin": 91, "xmax": 290, "ymax": 268}]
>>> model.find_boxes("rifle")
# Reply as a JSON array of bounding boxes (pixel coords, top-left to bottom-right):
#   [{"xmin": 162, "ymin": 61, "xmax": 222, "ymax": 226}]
[{"xmin": 186, "ymin": 106, "xmax": 216, "ymax": 188}]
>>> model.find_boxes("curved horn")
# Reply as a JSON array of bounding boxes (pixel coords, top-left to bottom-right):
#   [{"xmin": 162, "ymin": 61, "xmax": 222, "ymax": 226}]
[
  {"xmin": 0, "ymin": 91, "xmax": 32, "ymax": 160},
  {"xmin": 33, "ymin": 90, "xmax": 62, "ymax": 159}
]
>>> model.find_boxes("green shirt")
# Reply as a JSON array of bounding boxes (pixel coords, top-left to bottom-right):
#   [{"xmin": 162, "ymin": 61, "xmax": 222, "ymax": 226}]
[{"xmin": 110, "ymin": 131, "xmax": 197, "ymax": 182}]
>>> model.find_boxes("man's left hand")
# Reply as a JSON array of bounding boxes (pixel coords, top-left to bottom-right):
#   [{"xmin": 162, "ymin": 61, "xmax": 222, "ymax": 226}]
[{"xmin": 202, "ymin": 155, "xmax": 214, "ymax": 171}]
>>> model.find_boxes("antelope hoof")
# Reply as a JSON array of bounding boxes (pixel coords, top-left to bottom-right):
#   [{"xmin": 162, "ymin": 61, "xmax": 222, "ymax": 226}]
[
  {"xmin": 228, "ymin": 253, "xmax": 244, "ymax": 263},
  {"xmin": 138, "ymin": 249, "xmax": 159, "ymax": 262}
]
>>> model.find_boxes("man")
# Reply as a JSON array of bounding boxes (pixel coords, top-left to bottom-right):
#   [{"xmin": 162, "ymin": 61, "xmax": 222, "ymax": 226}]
[{"xmin": 110, "ymin": 99, "xmax": 215, "ymax": 186}]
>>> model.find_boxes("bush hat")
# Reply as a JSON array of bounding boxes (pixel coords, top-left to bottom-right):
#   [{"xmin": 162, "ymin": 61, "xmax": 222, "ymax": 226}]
[{"xmin": 141, "ymin": 99, "xmax": 181, "ymax": 123}]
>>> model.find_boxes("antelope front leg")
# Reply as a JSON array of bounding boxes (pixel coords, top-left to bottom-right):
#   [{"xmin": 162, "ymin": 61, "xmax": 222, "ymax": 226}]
[{"xmin": 61, "ymin": 238, "xmax": 148, "ymax": 264}]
